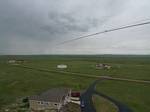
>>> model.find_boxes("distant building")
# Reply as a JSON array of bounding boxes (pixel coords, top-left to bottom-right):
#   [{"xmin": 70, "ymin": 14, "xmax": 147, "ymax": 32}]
[
  {"xmin": 57, "ymin": 64, "xmax": 67, "ymax": 69},
  {"xmin": 96, "ymin": 63, "xmax": 111, "ymax": 69},
  {"xmin": 8, "ymin": 60, "xmax": 16, "ymax": 64},
  {"xmin": 8, "ymin": 59, "xmax": 25, "ymax": 64},
  {"xmin": 104, "ymin": 64, "xmax": 111, "ymax": 69},
  {"xmin": 29, "ymin": 88, "xmax": 71, "ymax": 111}
]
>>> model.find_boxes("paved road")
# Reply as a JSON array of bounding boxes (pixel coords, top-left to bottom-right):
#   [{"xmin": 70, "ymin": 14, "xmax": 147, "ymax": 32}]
[
  {"xmin": 80, "ymin": 80, "xmax": 98, "ymax": 112},
  {"xmin": 80, "ymin": 79, "xmax": 133, "ymax": 112}
]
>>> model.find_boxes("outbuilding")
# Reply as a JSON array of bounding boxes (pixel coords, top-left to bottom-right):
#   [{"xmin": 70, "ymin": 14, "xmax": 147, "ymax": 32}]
[
  {"xmin": 8, "ymin": 60, "xmax": 16, "ymax": 64},
  {"xmin": 57, "ymin": 64, "xmax": 67, "ymax": 69}
]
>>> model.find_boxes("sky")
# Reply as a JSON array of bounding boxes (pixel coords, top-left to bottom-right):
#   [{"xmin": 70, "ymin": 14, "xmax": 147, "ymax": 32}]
[{"xmin": 0, "ymin": 0, "xmax": 150, "ymax": 55}]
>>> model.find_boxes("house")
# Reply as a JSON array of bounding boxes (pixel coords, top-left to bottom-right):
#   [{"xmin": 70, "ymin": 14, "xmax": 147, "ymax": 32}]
[
  {"xmin": 57, "ymin": 64, "xmax": 67, "ymax": 69},
  {"xmin": 96, "ymin": 63, "xmax": 111, "ymax": 69},
  {"xmin": 29, "ymin": 88, "xmax": 71, "ymax": 111}
]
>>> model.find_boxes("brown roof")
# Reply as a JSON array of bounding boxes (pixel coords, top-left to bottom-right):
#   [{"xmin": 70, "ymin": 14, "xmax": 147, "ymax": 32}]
[{"xmin": 29, "ymin": 88, "xmax": 70, "ymax": 102}]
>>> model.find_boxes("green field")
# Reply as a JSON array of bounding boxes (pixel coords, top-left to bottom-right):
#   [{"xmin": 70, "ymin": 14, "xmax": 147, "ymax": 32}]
[
  {"xmin": 92, "ymin": 95, "xmax": 118, "ymax": 112},
  {"xmin": 96, "ymin": 80, "xmax": 150, "ymax": 112},
  {"xmin": 0, "ymin": 55, "xmax": 150, "ymax": 112}
]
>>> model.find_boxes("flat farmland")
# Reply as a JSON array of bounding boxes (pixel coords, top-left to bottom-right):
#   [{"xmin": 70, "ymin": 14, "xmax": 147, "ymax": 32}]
[{"xmin": 0, "ymin": 55, "xmax": 150, "ymax": 112}]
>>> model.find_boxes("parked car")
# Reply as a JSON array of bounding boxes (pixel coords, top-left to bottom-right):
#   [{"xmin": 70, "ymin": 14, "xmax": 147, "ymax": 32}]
[{"xmin": 80, "ymin": 101, "xmax": 85, "ymax": 107}]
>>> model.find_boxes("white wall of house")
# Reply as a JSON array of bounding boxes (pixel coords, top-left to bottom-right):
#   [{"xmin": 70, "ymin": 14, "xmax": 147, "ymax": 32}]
[{"xmin": 29, "ymin": 100, "xmax": 61, "ymax": 110}]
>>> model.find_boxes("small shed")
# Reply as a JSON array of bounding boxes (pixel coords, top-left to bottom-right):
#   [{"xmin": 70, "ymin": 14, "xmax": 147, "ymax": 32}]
[
  {"xmin": 57, "ymin": 64, "xmax": 67, "ymax": 69},
  {"xmin": 8, "ymin": 60, "xmax": 16, "ymax": 64}
]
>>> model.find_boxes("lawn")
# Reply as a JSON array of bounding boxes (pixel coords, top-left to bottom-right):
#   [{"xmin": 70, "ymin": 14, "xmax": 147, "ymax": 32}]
[
  {"xmin": 92, "ymin": 95, "xmax": 118, "ymax": 112},
  {"xmin": 96, "ymin": 80, "xmax": 150, "ymax": 112}
]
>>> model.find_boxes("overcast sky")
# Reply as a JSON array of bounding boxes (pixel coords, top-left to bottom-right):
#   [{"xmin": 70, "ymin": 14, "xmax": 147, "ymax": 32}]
[{"xmin": 0, "ymin": 0, "xmax": 150, "ymax": 55}]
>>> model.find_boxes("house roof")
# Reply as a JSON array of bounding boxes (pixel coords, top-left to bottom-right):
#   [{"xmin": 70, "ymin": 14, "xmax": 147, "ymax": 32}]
[{"xmin": 29, "ymin": 88, "xmax": 70, "ymax": 102}]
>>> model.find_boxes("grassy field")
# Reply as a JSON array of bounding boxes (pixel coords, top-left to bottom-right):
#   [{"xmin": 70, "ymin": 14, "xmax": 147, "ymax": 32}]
[
  {"xmin": 0, "ymin": 55, "xmax": 150, "ymax": 111},
  {"xmin": 96, "ymin": 80, "xmax": 150, "ymax": 112},
  {"xmin": 92, "ymin": 95, "xmax": 118, "ymax": 112}
]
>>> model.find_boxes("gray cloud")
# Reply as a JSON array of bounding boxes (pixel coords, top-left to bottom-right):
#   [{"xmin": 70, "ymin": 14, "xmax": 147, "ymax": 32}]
[
  {"xmin": 0, "ymin": 0, "xmax": 150, "ymax": 54},
  {"xmin": 40, "ymin": 12, "xmax": 102, "ymax": 36}
]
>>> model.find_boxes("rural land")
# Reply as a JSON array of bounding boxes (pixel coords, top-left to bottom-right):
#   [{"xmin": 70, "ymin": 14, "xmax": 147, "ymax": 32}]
[
  {"xmin": 0, "ymin": 55, "xmax": 150, "ymax": 112},
  {"xmin": 1, "ymin": 0, "xmax": 150, "ymax": 112}
]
